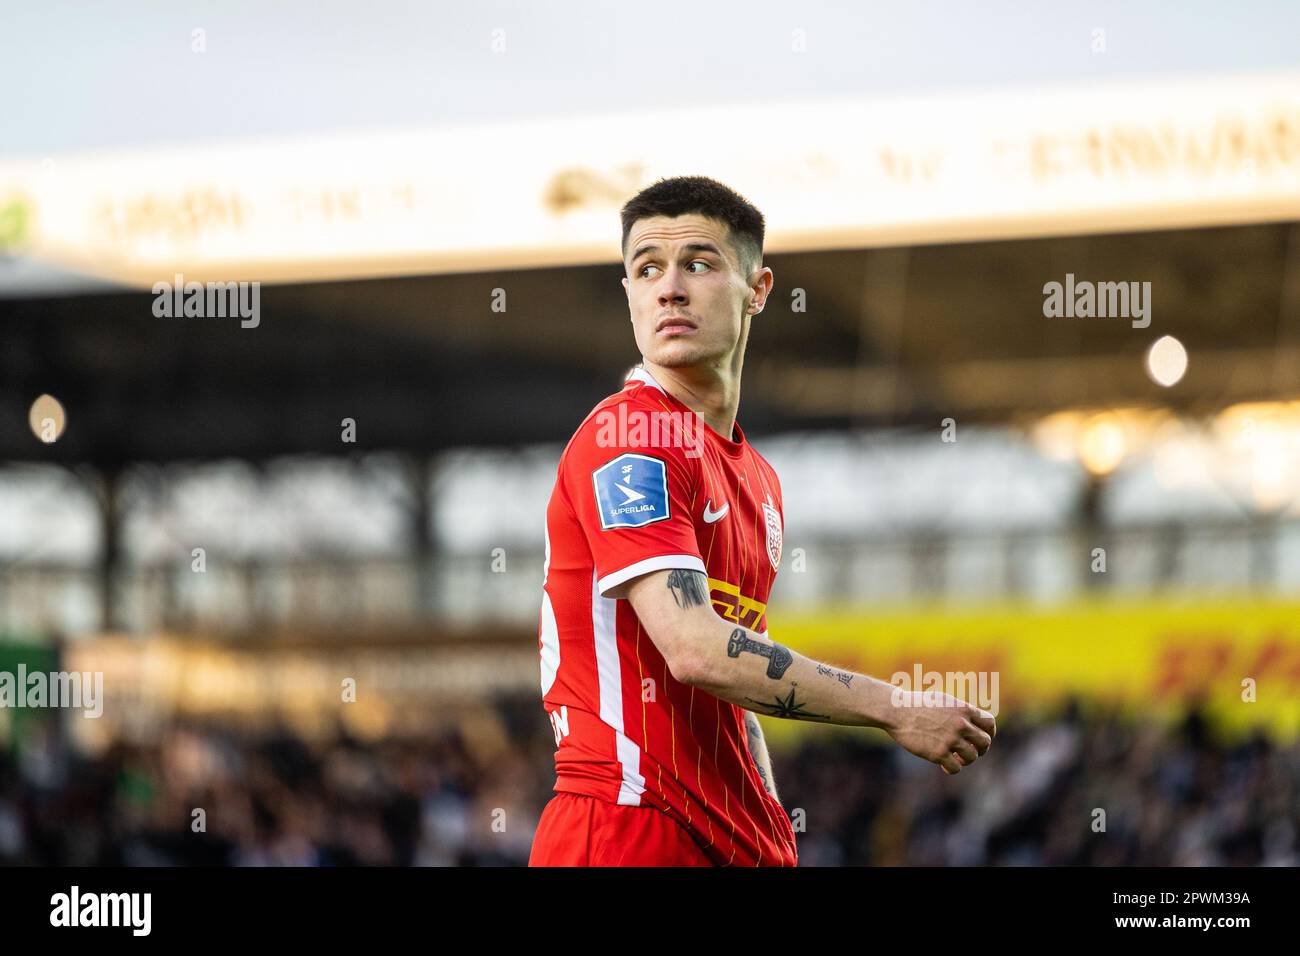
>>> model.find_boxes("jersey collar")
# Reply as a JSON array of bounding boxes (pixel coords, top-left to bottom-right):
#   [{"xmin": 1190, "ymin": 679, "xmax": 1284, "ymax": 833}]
[{"xmin": 624, "ymin": 365, "xmax": 666, "ymax": 393}]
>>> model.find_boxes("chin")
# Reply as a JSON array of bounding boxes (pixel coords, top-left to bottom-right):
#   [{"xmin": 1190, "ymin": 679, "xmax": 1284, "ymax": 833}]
[{"xmin": 648, "ymin": 342, "xmax": 719, "ymax": 369}]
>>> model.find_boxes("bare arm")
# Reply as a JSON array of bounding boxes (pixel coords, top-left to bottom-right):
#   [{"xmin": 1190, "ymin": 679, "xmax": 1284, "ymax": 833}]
[
  {"xmin": 624, "ymin": 568, "xmax": 996, "ymax": 774},
  {"xmin": 744, "ymin": 711, "xmax": 779, "ymax": 799}
]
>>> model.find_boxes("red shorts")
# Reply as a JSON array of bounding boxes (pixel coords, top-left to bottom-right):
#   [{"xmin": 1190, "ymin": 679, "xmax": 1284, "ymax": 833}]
[{"xmin": 529, "ymin": 792, "xmax": 714, "ymax": 867}]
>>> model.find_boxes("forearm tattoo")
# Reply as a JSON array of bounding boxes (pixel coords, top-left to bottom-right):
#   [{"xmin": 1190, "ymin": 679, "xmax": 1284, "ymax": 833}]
[
  {"xmin": 816, "ymin": 662, "xmax": 855, "ymax": 687},
  {"xmin": 744, "ymin": 684, "xmax": 831, "ymax": 722},
  {"xmin": 666, "ymin": 569, "xmax": 710, "ymax": 609},
  {"xmin": 727, "ymin": 628, "xmax": 793, "ymax": 679}
]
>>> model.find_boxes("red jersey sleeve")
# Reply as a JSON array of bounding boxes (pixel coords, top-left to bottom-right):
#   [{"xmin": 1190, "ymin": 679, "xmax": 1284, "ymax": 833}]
[{"xmin": 560, "ymin": 401, "xmax": 706, "ymax": 599}]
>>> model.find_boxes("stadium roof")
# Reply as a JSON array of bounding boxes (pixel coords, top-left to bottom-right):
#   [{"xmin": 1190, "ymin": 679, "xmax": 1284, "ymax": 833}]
[{"xmin": 2, "ymin": 220, "xmax": 1297, "ymax": 466}]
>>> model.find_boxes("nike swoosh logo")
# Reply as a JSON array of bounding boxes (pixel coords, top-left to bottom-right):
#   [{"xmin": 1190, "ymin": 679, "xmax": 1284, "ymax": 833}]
[{"xmin": 703, "ymin": 500, "xmax": 729, "ymax": 523}]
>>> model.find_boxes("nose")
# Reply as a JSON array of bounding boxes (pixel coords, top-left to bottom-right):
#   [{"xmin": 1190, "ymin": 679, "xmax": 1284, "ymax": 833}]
[{"xmin": 656, "ymin": 264, "xmax": 688, "ymax": 307}]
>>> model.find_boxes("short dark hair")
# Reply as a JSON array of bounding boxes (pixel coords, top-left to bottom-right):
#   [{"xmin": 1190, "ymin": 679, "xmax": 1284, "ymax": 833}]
[{"xmin": 620, "ymin": 176, "xmax": 765, "ymax": 277}]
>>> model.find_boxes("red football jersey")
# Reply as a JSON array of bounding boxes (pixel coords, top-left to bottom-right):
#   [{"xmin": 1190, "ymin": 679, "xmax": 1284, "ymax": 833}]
[{"xmin": 538, "ymin": 365, "xmax": 797, "ymax": 866}]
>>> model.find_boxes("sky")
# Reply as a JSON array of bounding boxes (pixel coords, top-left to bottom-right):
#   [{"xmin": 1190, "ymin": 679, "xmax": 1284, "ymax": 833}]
[{"xmin": 2, "ymin": 0, "xmax": 1298, "ymax": 158}]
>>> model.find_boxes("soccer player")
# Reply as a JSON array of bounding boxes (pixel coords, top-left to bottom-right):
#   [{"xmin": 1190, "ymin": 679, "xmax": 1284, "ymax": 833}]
[{"xmin": 529, "ymin": 176, "xmax": 996, "ymax": 867}]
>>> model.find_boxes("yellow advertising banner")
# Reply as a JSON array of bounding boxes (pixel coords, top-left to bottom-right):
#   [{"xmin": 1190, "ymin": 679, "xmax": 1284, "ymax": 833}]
[{"xmin": 764, "ymin": 597, "xmax": 1300, "ymax": 743}]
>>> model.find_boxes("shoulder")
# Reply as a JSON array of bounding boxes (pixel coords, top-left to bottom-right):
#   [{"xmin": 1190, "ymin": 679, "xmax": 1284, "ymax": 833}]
[
  {"xmin": 745, "ymin": 440, "xmax": 785, "ymax": 511},
  {"xmin": 560, "ymin": 381, "xmax": 699, "ymax": 472},
  {"xmin": 747, "ymin": 441, "xmax": 782, "ymax": 484}
]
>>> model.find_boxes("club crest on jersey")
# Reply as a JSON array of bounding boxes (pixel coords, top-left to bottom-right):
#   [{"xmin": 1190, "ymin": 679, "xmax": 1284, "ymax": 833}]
[
  {"xmin": 763, "ymin": 495, "xmax": 783, "ymax": 570},
  {"xmin": 592, "ymin": 453, "xmax": 670, "ymax": 530}
]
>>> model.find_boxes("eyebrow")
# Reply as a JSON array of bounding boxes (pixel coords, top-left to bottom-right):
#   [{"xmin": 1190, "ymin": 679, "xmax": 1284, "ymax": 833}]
[{"xmin": 629, "ymin": 241, "xmax": 725, "ymax": 265}]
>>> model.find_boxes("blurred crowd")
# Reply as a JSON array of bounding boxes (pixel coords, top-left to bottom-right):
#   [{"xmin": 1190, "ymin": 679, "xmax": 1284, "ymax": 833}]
[
  {"xmin": 786, "ymin": 699, "xmax": 1298, "ymax": 866},
  {"xmin": 1, "ymin": 695, "xmax": 1296, "ymax": 866}
]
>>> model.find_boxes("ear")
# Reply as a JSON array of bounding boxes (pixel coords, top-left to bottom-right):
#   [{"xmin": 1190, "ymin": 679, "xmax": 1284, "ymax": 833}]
[{"xmin": 748, "ymin": 266, "xmax": 774, "ymax": 313}]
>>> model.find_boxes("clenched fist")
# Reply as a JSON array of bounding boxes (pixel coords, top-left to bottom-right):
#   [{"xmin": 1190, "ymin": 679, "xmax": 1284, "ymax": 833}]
[{"xmin": 884, "ymin": 691, "xmax": 997, "ymax": 774}]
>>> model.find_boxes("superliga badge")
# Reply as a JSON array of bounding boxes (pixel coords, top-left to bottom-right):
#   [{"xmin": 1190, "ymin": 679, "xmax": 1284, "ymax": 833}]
[{"xmin": 762, "ymin": 494, "xmax": 782, "ymax": 571}]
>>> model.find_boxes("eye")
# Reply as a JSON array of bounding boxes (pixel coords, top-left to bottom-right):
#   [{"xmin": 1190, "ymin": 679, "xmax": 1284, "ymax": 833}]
[{"xmin": 637, "ymin": 260, "xmax": 709, "ymax": 278}]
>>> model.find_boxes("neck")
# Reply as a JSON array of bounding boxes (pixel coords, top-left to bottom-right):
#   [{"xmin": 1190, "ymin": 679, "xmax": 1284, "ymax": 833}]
[{"xmin": 641, "ymin": 358, "xmax": 742, "ymax": 441}]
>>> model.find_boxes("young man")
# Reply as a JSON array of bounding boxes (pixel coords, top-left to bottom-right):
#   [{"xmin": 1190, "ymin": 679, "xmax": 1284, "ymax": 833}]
[{"xmin": 529, "ymin": 176, "xmax": 996, "ymax": 867}]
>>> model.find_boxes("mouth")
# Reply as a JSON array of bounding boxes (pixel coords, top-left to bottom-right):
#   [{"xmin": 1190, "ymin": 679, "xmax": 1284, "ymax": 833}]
[{"xmin": 656, "ymin": 315, "xmax": 698, "ymax": 335}]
